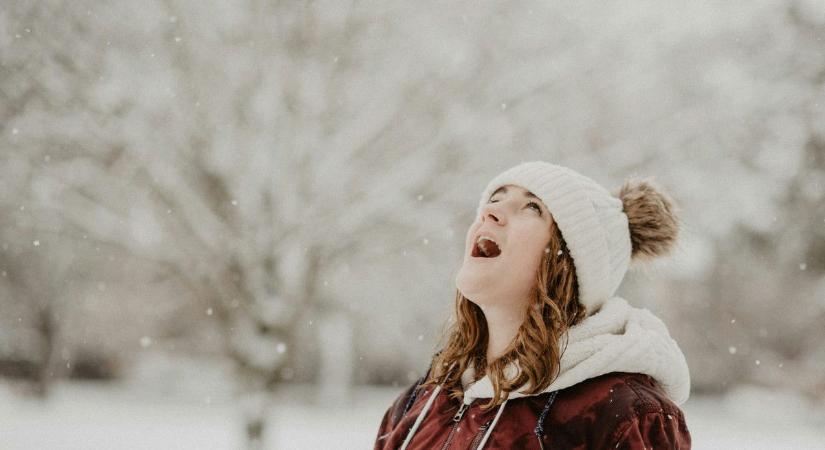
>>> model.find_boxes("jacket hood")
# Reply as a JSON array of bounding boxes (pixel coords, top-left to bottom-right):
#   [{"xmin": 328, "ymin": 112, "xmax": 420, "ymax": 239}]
[{"xmin": 460, "ymin": 295, "xmax": 691, "ymax": 406}]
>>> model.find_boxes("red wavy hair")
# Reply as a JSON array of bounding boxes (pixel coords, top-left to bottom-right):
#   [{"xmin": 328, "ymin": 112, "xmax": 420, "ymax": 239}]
[{"xmin": 421, "ymin": 218, "xmax": 586, "ymax": 410}]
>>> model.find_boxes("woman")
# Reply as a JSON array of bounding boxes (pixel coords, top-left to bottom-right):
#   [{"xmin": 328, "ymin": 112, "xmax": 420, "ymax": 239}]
[{"xmin": 373, "ymin": 161, "xmax": 691, "ymax": 450}]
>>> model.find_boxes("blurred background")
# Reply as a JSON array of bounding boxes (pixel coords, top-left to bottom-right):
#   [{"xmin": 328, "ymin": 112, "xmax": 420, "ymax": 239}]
[{"xmin": 2, "ymin": 0, "xmax": 824, "ymax": 448}]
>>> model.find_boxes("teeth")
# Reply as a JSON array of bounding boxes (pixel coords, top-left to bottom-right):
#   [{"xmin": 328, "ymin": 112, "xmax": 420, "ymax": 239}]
[{"xmin": 475, "ymin": 235, "xmax": 499, "ymax": 257}]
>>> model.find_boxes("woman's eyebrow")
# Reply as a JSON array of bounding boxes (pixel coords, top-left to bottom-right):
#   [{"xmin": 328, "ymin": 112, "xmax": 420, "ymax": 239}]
[
  {"xmin": 490, "ymin": 186, "xmax": 538, "ymax": 199},
  {"xmin": 489, "ymin": 186, "xmax": 507, "ymax": 199}
]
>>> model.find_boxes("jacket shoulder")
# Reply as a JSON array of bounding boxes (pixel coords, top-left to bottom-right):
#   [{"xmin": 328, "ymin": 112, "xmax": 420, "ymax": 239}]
[
  {"xmin": 606, "ymin": 373, "xmax": 690, "ymax": 448},
  {"xmin": 548, "ymin": 372, "xmax": 690, "ymax": 449},
  {"xmin": 559, "ymin": 372, "xmax": 683, "ymax": 414}
]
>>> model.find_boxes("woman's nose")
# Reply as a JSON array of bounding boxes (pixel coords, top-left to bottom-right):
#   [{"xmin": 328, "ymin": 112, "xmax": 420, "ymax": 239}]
[{"xmin": 481, "ymin": 204, "xmax": 505, "ymax": 225}]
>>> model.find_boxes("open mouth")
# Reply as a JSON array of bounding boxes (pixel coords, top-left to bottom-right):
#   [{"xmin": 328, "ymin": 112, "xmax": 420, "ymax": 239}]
[{"xmin": 472, "ymin": 236, "xmax": 502, "ymax": 258}]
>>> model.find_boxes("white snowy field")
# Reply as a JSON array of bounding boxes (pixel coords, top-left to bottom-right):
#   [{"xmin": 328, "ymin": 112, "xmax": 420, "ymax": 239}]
[{"xmin": 2, "ymin": 380, "xmax": 824, "ymax": 450}]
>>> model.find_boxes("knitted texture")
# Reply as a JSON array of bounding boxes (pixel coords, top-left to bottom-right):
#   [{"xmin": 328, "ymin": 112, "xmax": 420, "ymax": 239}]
[
  {"xmin": 460, "ymin": 295, "xmax": 692, "ymax": 406},
  {"xmin": 476, "ymin": 161, "xmax": 632, "ymax": 314}
]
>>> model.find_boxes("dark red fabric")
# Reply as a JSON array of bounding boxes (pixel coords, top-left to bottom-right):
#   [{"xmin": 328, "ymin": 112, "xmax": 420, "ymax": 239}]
[{"xmin": 374, "ymin": 372, "xmax": 691, "ymax": 450}]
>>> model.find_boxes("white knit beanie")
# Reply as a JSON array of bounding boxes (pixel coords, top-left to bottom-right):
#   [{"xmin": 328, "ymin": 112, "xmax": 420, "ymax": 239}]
[{"xmin": 476, "ymin": 161, "xmax": 677, "ymax": 314}]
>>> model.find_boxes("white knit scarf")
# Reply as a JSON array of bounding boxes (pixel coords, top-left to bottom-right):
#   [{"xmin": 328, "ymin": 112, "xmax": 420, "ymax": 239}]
[{"xmin": 461, "ymin": 295, "xmax": 691, "ymax": 405}]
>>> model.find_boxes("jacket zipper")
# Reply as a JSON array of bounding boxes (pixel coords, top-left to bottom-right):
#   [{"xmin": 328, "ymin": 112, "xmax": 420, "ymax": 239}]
[{"xmin": 439, "ymin": 401, "xmax": 470, "ymax": 450}]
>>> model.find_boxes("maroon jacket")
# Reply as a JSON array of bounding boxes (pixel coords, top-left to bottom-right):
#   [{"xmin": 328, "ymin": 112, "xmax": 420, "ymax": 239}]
[{"xmin": 374, "ymin": 371, "xmax": 691, "ymax": 450}]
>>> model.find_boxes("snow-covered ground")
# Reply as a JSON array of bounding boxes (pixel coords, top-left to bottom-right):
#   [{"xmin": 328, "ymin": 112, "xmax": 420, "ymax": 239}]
[{"xmin": 2, "ymin": 380, "xmax": 824, "ymax": 449}]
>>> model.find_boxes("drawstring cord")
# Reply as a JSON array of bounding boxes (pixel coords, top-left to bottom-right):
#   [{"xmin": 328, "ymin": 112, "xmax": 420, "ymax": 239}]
[
  {"xmin": 533, "ymin": 390, "xmax": 558, "ymax": 450},
  {"xmin": 478, "ymin": 389, "xmax": 558, "ymax": 449},
  {"xmin": 478, "ymin": 399, "xmax": 509, "ymax": 450},
  {"xmin": 475, "ymin": 397, "xmax": 509, "ymax": 449},
  {"xmin": 398, "ymin": 359, "xmax": 456, "ymax": 450},
  {"xmin": 397, "ymin": 352, "xmax": 441, "ymax": 425},
  {"xmin": 398, "ymin": 385, "xmax": 441, "ymax": 450},
  {"xmin": 396, "ymin": 359, "xmax": 561, "ymax": 450}
]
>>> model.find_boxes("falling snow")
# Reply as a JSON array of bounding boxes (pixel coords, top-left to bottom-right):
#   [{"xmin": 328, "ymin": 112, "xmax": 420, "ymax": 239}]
[{"xmin": 2, "ymin": 1, "xmax": 824, "ymax": 449}]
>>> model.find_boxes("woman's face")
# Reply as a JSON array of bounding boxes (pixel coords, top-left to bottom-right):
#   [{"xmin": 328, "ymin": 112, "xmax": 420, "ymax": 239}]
[{"xmin": 455, "ymin": 184, "xmax": 555, "ymax": 309}]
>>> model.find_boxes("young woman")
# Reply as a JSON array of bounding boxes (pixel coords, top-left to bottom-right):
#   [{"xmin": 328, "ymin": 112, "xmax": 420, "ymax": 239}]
[{"xmin": 373, "ymin": 161, "xmax": 691, "ymax": 450}]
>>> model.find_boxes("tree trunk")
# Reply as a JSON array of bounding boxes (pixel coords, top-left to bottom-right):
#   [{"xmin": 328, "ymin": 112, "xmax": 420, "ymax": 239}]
[
  {"xmin": 317, "ymin": 308, "xmax": 354, "ymax": 406},
  {"xmin": 238, "ymin": 373, "xmax": 272, "ymax": 450},
  {"xmin": 34, "ymin": 306, "xmax": 57, "ymax": 398}
]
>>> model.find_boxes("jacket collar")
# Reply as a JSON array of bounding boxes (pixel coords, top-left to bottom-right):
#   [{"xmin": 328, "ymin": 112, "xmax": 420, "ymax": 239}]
[{"xmin": 459, "ymin": 295, "xmax": 691, "ymax": 406}]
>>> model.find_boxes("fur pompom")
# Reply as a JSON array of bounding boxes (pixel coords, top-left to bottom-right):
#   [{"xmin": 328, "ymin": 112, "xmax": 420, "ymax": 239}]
[{"xmin": 614, "ymin": 176, "xmax": 680, "ymax": 263}]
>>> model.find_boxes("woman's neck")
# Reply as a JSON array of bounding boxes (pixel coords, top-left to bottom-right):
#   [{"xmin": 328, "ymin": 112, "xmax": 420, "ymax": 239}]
[{"xmin": 481, "ymin": 302, "xmax": 527, "ymax": 365}]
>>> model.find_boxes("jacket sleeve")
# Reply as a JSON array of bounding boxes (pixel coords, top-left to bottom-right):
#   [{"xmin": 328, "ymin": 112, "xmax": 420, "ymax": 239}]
[
  {"xmin": 610, "ymin": 410, "xmax": 691, "ymax": 450},
  {"xmin": 373, "ymin": 402, "xmax": 395, "ymax": 450}
]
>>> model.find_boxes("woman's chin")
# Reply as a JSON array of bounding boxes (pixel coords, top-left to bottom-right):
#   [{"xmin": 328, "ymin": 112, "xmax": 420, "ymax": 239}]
[{"xmin": 455, "ymin": 265, "xmax": 496, "ymax": 299}]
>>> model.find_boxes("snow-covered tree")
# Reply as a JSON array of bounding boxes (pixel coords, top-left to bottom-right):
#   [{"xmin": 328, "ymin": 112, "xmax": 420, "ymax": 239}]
[
  {"xmin": 3, "ymin": 4, "xmax": 825, "ymax": 449},
  {"xmin": 2, "ymin": 1, "xmax": 469, "ymax": 446}
]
